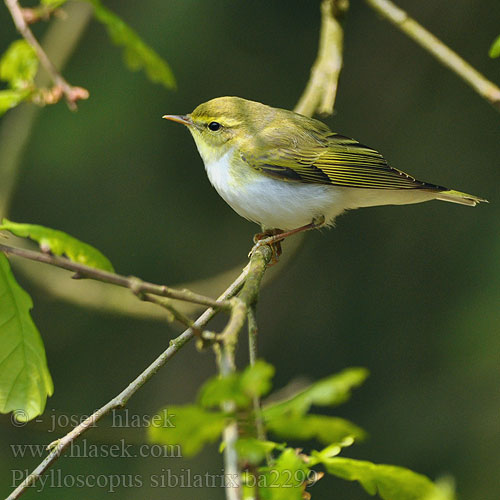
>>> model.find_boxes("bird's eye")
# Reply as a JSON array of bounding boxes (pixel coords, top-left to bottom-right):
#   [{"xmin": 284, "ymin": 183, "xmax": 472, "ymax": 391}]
[{"xmin": 208, "ymin": 121, "xmax": 221, "ymax": 131}]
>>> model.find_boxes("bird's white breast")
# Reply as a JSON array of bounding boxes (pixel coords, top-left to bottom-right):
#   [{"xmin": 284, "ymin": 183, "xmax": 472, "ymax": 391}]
[{"xmin": 203, "ymin": 149, "xmax": 347, "ymax": 230}]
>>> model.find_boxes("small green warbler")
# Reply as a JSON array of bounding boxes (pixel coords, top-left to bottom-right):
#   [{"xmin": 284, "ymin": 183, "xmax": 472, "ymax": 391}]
[{"xmin": 164, "ymin": 97, "xmax": 486, "ymax": 246}]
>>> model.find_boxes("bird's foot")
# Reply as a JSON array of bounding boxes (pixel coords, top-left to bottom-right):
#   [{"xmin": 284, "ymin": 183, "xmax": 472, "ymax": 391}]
[
  {"xmin": 249, "ymin": 229, "xmax": 283, "ymax": 264},
  {"xmin": 248, "ymin": 216, "xmax": 326, "ymax": 264}
]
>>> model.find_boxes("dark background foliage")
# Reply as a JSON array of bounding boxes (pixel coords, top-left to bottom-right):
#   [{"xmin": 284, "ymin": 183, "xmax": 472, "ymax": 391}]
[{"xmin": 0, "ymin": 1, "xmax": 498, "ymax": 499}]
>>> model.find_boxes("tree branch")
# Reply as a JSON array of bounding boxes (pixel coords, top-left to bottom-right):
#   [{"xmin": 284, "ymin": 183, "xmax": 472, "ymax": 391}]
[
  {"xmin": 3, "ymin": 0, "xmax": 89, "ymax": 109},
  {"xmin": 0, "ymin": 242, "xmax": 230, "ymax": 310},
  {"xmin": 365, "ymin": 0, "xmax": 500, "ymax": 112},
  {"xmin": 294, "ymin": 0, "xmax": 348, "ymax": 117},
  {"xmin": 6, "ymin": 263, "xmax": 250, "ymax": 500}
]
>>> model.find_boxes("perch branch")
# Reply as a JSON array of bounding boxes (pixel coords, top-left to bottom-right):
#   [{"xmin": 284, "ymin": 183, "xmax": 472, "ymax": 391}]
[
  {"xmin": 294, "ymin": 0, "xmax": 348, "ymax": 117},
  {"xmin": 0, "ymin": 242, "xmax": 230, "ymax": 310},
  {"xmin": 365, "ymin": 0, "xmax": 500, "ymax": 112},
  {"xmin": 3, "ymin": 0, "xmax": 89, "ymax": 109},
  {"xmin": 6, "ymin": 263, "xmax": 250, "ymax": 500}
]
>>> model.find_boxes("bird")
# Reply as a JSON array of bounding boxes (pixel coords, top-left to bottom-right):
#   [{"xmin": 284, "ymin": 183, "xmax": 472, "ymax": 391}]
[{"xmin": 163, "ymin": 96, "xmax": 486, "ymax": 255}]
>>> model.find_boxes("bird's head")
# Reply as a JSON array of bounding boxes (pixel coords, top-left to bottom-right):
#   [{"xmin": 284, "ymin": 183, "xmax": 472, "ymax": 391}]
[{"xmin": 163, "ymin": 96, "xmax": 277, "ymax": 164}]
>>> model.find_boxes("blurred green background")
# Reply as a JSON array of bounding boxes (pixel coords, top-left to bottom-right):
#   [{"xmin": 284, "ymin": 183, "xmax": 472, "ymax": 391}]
[{"xmin": 0, "ymin": 0, "xmax": 499, "ymax": 499}]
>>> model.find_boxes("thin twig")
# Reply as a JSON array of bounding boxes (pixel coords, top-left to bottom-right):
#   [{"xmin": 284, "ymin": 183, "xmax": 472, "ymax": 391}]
[
  {"xmin": 6, "ymin": 265, "xmax": 249, "ymax": 500},
  {"xmin": 248, "ymin": 304, "xmax": 267, "ymax": 445},
  {"xmin": 365, "ymin": 0, "xmax": 500, "ymax": 112},
  {"xmin": 294, "ymin": 0, "xmax": 348, "ymax": 117},
  {"xmin": 3, "ymin": 0, "xmax": 89, "ymax": 109},
  {"xmin": 141, "ymin": 293, "xmax": 201, "ymax": 334},
  {"xmin": 0, "ymin": 243, "xmax": 230, "ymax": 310}
]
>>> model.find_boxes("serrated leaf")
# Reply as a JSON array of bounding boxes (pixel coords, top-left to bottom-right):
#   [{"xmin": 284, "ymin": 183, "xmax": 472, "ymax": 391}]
[
  {"xmin": 316, "ymin": 456, "xmax": 456, "ymax": 500},
  {"xmin": 199, "ymin": 360, "xmax": 274, "ymax": 409},
  {"xmin": 236, "ymin": 437, "xmax": 281, "ymax": 465},
  {"xmin": 0, "ymin": 219, "xmax": 114, "ymax": 272},
  {"xmin": 0, "ymin": 89, "xmax": 31, "ymax": 116},
  {"xmin": 87, "ymin": 0, "xmax": 176, "ymax": 89},
  {"xmin": 0, "ymin": 254, "xmax": 53, "ymax": 422},
  {"xmin": 263, "ymin": 367, "xmax": 368, "ymax": 419},
  {"xmin": 258, "ymin": 448, "xmax": 310, "ymax": 500},
  {"xmin": 266, "ymin": 413, "xmax": 365, "ymax": 445},
  {"xmin": 0, "ymin": 40, "xmax": 38, "ymax": 89},
  {"xmin": 489, "ymin": 35, "xmax": 500, "ymax": 58},
  {"xmin": 148, "ymin": 405, "xmax": 226, "ymax": 457}
]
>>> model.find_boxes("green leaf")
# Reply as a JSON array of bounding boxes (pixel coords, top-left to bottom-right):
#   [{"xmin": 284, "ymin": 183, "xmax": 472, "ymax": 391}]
[
  {"xmin": 0, "ymin": 254, "xmax": 53, "ymax": 422},
  {"xmin": 0, "ymin": 219, "xmax": 115, "ymax": 272},
  {"xmin": 258, "ymin": 448, "xmax": 310, "ymax": 500},
  {"xmin": 199, "ymin": 360, "xmax": 274, "ymax": 409},
  {"xmin": 148, "ymin": 405, "xmax": 226, "ymax": 457},
  {"xmin": 263, "ymin": 367, "xmax": 368, "ymax": 419},
  {"xmin": 489, "ymin": 35, "xmax": 500, "ymax": 58},
  {"xmin": 266, "ymin": 413, "xmax": 365, "ymax": 445},
  {"xmin": 236, "ymin": 437, "xmax": 281, "ymax": 465},
  {"xmin": 0, "ymin": 89, "xmax": 31, "ymax": 116},
  {"xmin": 87, "ymin": 0, "xmax": 176, "ymax": 89},
  {"xmin": 199, "ymin": 373, "xmax": 249, "ymax": 408},
  {"xmin": 316, "ymin": 456, "xmax": 456, "ymax": 500},
  {"xmin": 240, "ymin": 360, "xmax": 275, "ymax": 397},
  {"xmin": 0, "ymin": 40, "xmax": 38, "ymax": 89}
]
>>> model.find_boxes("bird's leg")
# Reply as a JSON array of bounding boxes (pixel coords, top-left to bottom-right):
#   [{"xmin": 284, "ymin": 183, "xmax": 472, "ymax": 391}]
[
  {"xmin": 249, "ymin": 216, "xmax": 325, "ymax": 261},
  {"xmin": 252, "ymin": 228, "xmax": 283, "ymax": 244}
]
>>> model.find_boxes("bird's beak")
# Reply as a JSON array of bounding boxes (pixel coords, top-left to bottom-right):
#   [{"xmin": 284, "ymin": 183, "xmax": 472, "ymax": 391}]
[{"xmin": 162, "ymin": 114, "xmax": 192, "ymax": 126}]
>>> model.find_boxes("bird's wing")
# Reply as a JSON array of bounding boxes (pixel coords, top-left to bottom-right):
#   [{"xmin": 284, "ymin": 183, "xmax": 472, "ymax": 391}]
[{"xmin": 244, "ymin": 133, "xmax": 445, "ymax": 191}]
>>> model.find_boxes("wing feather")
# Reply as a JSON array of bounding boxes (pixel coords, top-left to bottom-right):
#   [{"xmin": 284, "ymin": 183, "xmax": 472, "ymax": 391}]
[{"xmin": 245, "ymin": 133, "xmax": 446, "ymax": 192}]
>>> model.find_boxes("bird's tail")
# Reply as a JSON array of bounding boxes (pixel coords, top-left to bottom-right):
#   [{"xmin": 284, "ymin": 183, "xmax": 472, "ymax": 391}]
[{"xmin": 436, "ymin": 189, "xmax": 488, "ymax": 207}]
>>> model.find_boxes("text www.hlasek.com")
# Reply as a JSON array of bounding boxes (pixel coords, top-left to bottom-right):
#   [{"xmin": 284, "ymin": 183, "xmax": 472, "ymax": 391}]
[{"xmin": 10, "ymin": 439, "xmax": 181, "ymax": 459}]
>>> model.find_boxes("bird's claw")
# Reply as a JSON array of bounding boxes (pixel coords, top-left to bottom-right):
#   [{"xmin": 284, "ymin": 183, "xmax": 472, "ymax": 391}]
[
  {"xmin": 248, "ymin": 237, "xmax": 270, "ymax": 258},
  {"xmin": 248, "ymin": 234, "xmax": 283, "ymax": 264}
]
